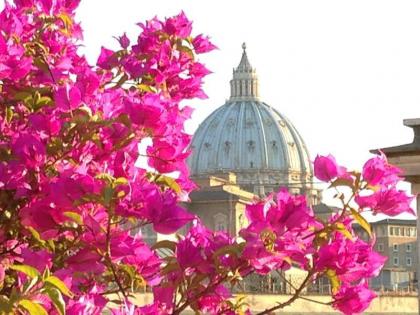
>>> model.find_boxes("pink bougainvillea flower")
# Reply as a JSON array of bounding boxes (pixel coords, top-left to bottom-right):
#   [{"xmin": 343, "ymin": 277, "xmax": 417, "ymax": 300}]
[
  {"xmin": 314, "ymin": 229, "xmax": 386, "ymax": 283},
  {"xmin": 54, "ymin": 84, "xmax": 82, "ymax": 110},
  {"xmin": 362, "ymin": 153, "xmax": 402, "ymax": 187},
  {"xmin": 21, "ymin": 248, "xmax": 52, "ymax": 273},
  {"xmin": 355, "ymin": 188, "xmax": 415, "ymax": 216},
  {"xmin": 192, "ymin": 34, "xmax": 217, "ymax": 54},
  {"xmin": 97, "ymin": 46, "xmax": 118, "ymax": 70},
  {"xmin": 164, "ymin": 11, "xmax": 192, "ymax": 38},
  {"xmin": 314, "ymin": 154, "xmax": 348, "ymax": 182},
  {"xmin": 66, "ymin": 248, "xmax": 105, "ymax": 274},
  {"xmin": 333, "ymin": 282, "xmax": 376, "ymax": 315},
  {"xmin": 11, "ymin": 133, "xmax": 46, "ymax": 168},
  {"xmin": 240, "ymin": 189, "xmax": 322, "ymax": 274},
  {"xmin": 117, "ymin": 32, "xmax": 130, "ymax": 49},
  {"xmin": 139, "ymin": 184, "xmax": 195, "ymax": 234},
  {"xmin": 67, "ymin": 286, "xmax": 107, "ymax": 315},
  {"xmin": 197, "ymin": 284, "xmax": 231, "ymax": 313}
]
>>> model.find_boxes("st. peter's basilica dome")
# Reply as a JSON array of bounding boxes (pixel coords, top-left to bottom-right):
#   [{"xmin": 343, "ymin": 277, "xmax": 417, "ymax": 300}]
[{"xmin": 188, "ymin": 44, "xmax": 317, "ymax": 200}]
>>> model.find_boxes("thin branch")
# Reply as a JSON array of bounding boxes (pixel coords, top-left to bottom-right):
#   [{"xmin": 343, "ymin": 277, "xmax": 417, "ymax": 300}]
[
  {"xmin": 105, "ymin": 211, "xmax": 128, "ymax": 300},
  {"xmin": 298, "ymin": 295, "xmax": 333, "ymax": 306}
]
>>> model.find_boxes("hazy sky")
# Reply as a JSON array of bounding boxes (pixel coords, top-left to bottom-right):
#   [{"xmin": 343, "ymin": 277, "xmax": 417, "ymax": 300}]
[
  {"xmin": 77, "ymin": 0, "xmax": 420, "ymax": 164},
  {"xmin": 76, "ymin": 1, "xmax": 420, "ymax": 219}
]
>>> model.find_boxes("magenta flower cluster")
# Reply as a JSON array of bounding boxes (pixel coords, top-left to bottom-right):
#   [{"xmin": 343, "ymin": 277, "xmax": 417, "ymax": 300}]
[{"xmin": 0, "ymin": 1, "xmax": 415, "ymax": 314}]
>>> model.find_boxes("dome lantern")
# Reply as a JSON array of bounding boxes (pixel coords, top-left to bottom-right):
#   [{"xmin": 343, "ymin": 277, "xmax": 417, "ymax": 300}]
[{"xmin": 230, "ymin": 43, "xmax": 260, "ymax": 101}]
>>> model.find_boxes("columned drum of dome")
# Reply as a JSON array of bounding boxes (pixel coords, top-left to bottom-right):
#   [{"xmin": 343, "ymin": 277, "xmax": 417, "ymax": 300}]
[{"xmin": 188, "ymin": 44, "xmax": 319, "ymax": 202}]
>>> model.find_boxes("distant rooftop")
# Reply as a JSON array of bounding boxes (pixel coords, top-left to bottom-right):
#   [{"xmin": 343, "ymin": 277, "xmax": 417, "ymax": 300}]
[
  {"xmin": 371, "ymin": 118, "xmax": 420, "ymax": 156},
  {"xmin": 370, "ymin": 218, "xmax": 417, "ymax": 226}
]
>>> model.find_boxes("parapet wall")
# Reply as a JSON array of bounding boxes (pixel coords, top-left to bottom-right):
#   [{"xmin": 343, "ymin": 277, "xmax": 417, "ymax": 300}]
[
  {"xmin": 245, "ymin": 294, "xmax": 417, "ymax": 314},
  {"xmin": 132, "ymin": 293, "xmax": 418, "ymax": 314}
]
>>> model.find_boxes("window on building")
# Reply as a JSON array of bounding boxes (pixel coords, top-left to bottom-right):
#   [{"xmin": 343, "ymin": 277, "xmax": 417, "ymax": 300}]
[
  {"xmin": 381, "ymin": 226, "xmax": 386, "ymax": 236},
  {"xmin": 407, "ymin": 228, "xmax": 411, "ymax": 237},
  {"xmin": 393, "ymin": 257, "xmax": 399, "ymax": 266},
  {"xmin": 390, "ymin": 227, "xmax": 394, "ymax": 236},
  {"xmin": 407, "ymin": 257, "xmax": 412, "ymax": 267},
  {"xmin": 407, "ymin": 244, "xmax": 412, "ymax": 252},
  {"xmin": 393, "ymin": 244, "xmax": 398, "ymax": 252},
  {"xmin": 214, "ymin": 213, "xmax": 228, "ymax": 232},
  {"xmin": 395, "ymin": 228, "xmax": 400, "ymax": 236},
  {"xmin": 414, "ymin": 228, "xmax": 417, "ymax": 237},
  {"xmin": 401, "ymin": 228, "xmax": 405, "ymax": 236},
  {"xmin": 377, "ymin": 243, "xmax": 384, "ymax": 252}
]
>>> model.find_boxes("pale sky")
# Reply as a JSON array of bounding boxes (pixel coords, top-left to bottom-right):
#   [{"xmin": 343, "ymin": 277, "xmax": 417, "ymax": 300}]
[
  {"xmin": 76, "ymin": 1, "xmax": 420, "ymax": 219},
  {"xmin": 77, "ymin": 0, "xmax": 420, "ymax": 166}
]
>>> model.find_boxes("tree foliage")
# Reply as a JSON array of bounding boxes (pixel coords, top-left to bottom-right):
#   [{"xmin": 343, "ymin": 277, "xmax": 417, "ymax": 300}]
[{"xmin": 0, "ymin": 1, "xmax": 415, "ymax": 314}]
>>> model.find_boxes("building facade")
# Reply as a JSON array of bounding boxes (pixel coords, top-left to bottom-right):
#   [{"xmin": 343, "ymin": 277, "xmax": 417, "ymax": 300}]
[{"xmin": 368, "ymin": 219, "xmax": 417, "ymax": 291}]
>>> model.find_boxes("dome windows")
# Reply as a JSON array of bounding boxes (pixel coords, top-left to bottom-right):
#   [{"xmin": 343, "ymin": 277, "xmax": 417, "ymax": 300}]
[
  {"xmin": 227, "ymin": 118, "xmax": 235, "ymax": 128},
  {"xmin": 247, "ymin": 140, "xmax": 255, "ymax": 153},
  {"xmin": 245, "ymin": 118, "xmax": 254, "ymax": 128},
  {"xmin": 224, "ymin": 141, "xmax": 232, "ymax": 154}
]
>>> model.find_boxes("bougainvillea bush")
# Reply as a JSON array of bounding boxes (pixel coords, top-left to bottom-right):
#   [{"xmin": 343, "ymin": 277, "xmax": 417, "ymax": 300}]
[{"xmin": 0, "ymin": 1, "xmax": 415, "ymax": 314}]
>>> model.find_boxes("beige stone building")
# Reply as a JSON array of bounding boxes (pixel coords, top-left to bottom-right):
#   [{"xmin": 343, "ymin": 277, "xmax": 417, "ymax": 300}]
[{"xmin": 186, "ymin": 173, "xmax": 255, "ymax": 235}]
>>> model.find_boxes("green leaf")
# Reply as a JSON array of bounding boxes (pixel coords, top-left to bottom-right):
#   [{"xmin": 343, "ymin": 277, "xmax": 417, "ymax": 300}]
[
  {"xmin": 23, "ymin": 276, "xmax": 40, "ymax": 294},
  {"xmin": 63, "ymin": 211, "xmax": 83, "ymax": 225},
  {"xmin": 326, "ymin": 269, "xmax": 341, "ymax": 294},
  {"xmin": 10, "ymin": 265, "xmax": 40, "ymax": 279},
  {"xmin": 19, "ymin": 299, "xmax": 48, "ymax": 315},
  {"xmin": 155, "ymin": 175, "xmax": 181, "ymax": 193},
  {"xmin": 351, "ymin": 208, "xmax": 372, "ymax": 237},
  {"xmin": 334, "ymin": 222, "xmax": 353, "ymax": 240},
  {"xmin": 34, "ymin": 96, "xmax": 53, "ymax": 110},
  {"xmin": 46, "ymin": 239, "xmax": 55, "ymax": 252},
  {"xmin": 44, "ymin": 287, "xmax": 65, "ymax": 315},
  {"xmin": 6, "ymin": 107, "xmax": 13, "ymax": 123},
  {"xmin": 57, "ymin": 13, "xmax": 73, "ymax": 35},
  {"xmin": 114, "ymin": 177, "xmax": 128, "ymax": 186},
  {"xmin": 27, "ymin": 226, "xmax": 46, "ymax": 245},
  {"xmin": 137, "ymin": 83, "xmax": 156, "ymax": 93},
  {"xmin": 178, "ymin": 45, "xmax": 195, "ymax": 60},
  {"xmin": 95, "ymin": 173, "xmax": 114, "ymax": 184},
  {"xmin": 44, "ymin": 276, "xmax": 73, "ymax": 298}
]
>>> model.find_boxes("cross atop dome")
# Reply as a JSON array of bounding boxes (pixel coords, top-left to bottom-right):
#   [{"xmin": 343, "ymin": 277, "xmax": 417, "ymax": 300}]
[{"xmin": 230, "ymin": 43, "xmax": 260, "ymax": 100}]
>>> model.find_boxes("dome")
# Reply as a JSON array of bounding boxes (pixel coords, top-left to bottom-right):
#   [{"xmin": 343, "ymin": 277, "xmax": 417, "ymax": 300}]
[
  {"xmin": 188, "ymin": 44, "xmax": 315, "ymax": 196},
  {"xmin": 189, "ymin": 101, "xmax": 312, "ymax": 175}
]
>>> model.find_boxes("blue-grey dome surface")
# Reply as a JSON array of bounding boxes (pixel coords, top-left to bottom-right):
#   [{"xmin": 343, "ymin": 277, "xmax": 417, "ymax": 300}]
[{"xmin": 188, "ymin": 100, "xmax": 312, "ymax": 176}]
